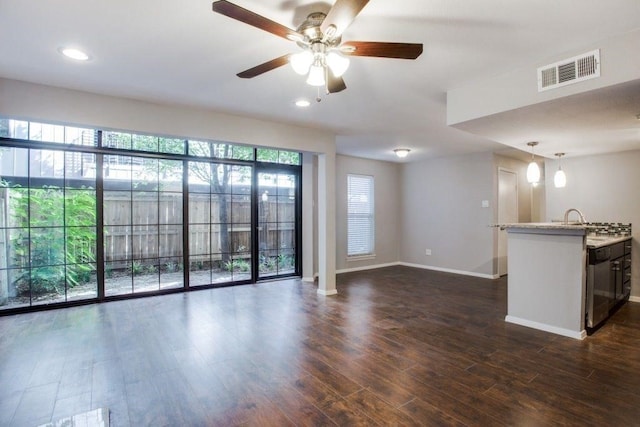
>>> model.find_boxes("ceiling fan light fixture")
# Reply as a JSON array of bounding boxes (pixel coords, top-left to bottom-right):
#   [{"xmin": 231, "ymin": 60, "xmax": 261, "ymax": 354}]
[
  {"xmin": 306, "ymin": 63, "xmax": 325, "ymax": 86},
  {"xmin": 290, "ymin": 50, "xmax": 313, "ymax": 75},
  {"xmin": 326, "ymin": 51, "xmax": 349, "ymax": 77}
]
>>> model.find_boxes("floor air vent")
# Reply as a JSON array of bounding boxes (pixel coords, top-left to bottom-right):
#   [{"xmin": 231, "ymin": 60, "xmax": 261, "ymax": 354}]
[{"xmin": 537, "ymin": 49, "xmax": 600, "ymax": 92}]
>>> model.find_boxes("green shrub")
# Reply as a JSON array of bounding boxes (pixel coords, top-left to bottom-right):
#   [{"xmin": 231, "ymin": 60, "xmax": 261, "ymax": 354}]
[
  {"xmin": 164, "ymin": 261, "xmax": 180, "ymax": 272},
  {"xmin": 277, "ymin": 254, "xmax": 294, "ymax": 270},
  {"xmin": 224, "ymin": 259, "xmax": 250, "ymax": 272},
  {"xmin": 131, "ymin": 261, "xmax": 144, "ymax": 275},
  {"xmin": 14, "ymin": 266, "xmax": 65, "ymax": 296},
  {"xmin": 3, "ymin": 183, "xmax": 97, "ymax": 296},
  {"xmin": 259, "ymin": 255, "xmax": 277, "ymax": 273}
]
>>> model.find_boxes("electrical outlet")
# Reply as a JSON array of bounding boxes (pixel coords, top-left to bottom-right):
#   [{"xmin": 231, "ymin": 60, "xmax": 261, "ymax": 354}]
[{"xmin": 425, "ymin": 249, "xmax": 432, "ymax": 256}]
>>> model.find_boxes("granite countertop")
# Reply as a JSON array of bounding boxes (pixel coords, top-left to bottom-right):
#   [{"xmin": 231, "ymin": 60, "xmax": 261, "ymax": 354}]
[
  {"xmin": 498, "ymin": 222, "xmax": 586, "ymax": 230},
  {"xmin": 586, "ymin": 234, "xmax": 632, "ymax": 249},
  {"xmin": 496, "ymin": 222, "xmax": 632, "ymax": 248}
]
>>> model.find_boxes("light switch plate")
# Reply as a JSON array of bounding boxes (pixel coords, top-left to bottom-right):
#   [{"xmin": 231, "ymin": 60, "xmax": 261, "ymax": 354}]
[{"xmin": 481, "ymin": 200, "xmax": 489, "ymax": 208}]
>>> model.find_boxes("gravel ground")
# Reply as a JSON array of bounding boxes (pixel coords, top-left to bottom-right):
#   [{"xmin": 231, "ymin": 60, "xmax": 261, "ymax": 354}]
[{"xmin": 0, "ymin": 269, "xmax": 262, "ymax": 310}]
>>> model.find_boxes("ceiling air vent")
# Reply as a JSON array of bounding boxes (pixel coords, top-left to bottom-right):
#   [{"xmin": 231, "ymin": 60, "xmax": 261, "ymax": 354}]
[{"xmin": 537, "ymin": 49, "xmax": 600, "ymax": 92}]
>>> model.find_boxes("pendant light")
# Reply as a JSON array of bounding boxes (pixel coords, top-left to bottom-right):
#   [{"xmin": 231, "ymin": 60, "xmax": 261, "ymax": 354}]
[
  {"xmin": 554, "ymin": 152, "xmax": 567, "ymax": 188},
  {"xmin": 526, "ymin": 141, "xmax": 540, "ymax": 184}
]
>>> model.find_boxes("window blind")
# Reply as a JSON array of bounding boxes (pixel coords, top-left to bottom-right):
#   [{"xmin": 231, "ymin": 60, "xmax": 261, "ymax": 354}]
[{"xmin": 347, "ymin": 174, "xmax": 374, "ymax": 256}]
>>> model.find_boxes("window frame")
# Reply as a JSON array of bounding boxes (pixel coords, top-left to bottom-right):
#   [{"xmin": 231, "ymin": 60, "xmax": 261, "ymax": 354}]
[{"xmin": 0, "ymin": 116, "xmax": 302, "ymax": 314}]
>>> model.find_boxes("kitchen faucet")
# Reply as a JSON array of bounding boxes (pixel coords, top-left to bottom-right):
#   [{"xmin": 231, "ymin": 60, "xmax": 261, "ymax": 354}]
[{"xmin": 563, "ymin": 208, "xmax": 586, "ymax": 224}]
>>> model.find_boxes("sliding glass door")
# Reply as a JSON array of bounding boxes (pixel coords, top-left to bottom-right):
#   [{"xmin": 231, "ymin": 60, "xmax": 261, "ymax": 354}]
[
  {"xmin": 103, "ymin": 154, "xmax": 184, "ymax": 296},
  {"xmin": 256, "ymin": 170, "xmax": 299, "ymax": 279},
  {"xmin": 188, "ymin": 161, "xmax": 252, "ymax": 286}
]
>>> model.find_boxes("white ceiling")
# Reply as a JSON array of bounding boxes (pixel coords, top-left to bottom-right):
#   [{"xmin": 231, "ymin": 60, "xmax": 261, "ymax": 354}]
[{"xmin": 1, "ymin": 0, "xmax": 639, "ymax": 162}]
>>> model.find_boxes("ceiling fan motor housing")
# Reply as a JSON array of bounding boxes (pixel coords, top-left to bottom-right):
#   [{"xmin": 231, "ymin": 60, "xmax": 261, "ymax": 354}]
[{"xmin": 296, "ymin": 12, "xmax": 341, "ymax": 48}]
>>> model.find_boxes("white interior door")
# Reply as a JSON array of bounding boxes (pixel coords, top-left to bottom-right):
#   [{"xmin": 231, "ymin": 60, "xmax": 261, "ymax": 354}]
[{"xmin": 498, "ymin": 169, "xmax": 518, "ymax": 276}]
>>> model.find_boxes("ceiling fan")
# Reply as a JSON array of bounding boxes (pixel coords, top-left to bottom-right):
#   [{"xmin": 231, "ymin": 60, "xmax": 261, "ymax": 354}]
[{"xmin": 211, "ymin": 0, "xmax": 423, "ymax": 94}]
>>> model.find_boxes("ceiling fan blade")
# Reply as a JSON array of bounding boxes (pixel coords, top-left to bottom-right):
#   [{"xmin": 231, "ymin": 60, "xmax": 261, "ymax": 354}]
[
  {"xmin": 236, "ymin": 55, "xmax": 291, "ymax": 78},
  {"xmin": 341, "ymin": 41, "xmax": 423, "ymax": 59},
  {"xmin": 320, "ymin": 0, "xmax": 369, "ymax": 39},
  {"xmin": 327, "ymin": 71, "xmax": 347, "ymax": 93},
  {"xmin": 212, "ymin": 1, "xmax": 303, "ymax": 41}
]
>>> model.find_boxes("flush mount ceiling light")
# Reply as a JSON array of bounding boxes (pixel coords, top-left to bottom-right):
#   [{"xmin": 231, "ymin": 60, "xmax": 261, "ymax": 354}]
[
  {"xmin": 394, "ymin": 148, "xmax": 410, "ymax": 158},
  {"xmin": 526, "ymin": 141, "xmax": 541, "ymax": 184},
  {"xmin": 295, "ymin": 99, "xmax": 311, "ymax": 107},
  {"xmin": 554, "ymin": 152, "xmax": 567, "ymax": 188},
  {"xmin": 59, "ymin": 47, "xmax": 90, "ymax": 61}
]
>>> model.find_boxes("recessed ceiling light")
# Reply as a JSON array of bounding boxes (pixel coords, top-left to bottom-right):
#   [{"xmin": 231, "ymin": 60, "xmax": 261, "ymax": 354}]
[
  {"xmin": 394, "ymin": 148, "xmax": 411, "ymax": 158},
  {"xmin": 59, "ymin": 47, "xmax": 90, "ymax": 61},
  {"xmin": 295, "ymin": 99, "xmax": 310, "ymax": 108}
]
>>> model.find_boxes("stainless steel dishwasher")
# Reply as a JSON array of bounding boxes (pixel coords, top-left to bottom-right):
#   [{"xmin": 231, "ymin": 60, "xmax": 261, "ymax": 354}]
[{"xmin": 586, "ymin": 246, "xmax": 613, "ymax": 328}]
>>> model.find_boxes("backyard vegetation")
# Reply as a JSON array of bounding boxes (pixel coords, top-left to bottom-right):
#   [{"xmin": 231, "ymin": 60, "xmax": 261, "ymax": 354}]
[{"xmin": 2, "ymin": 182, "xmax": 96, "ymax": 296}]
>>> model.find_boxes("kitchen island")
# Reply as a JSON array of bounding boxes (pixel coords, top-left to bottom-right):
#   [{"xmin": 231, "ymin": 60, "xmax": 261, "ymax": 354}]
[{"xmin": 503, "ymin": 222, "xmax": 631, "ymax": 339}]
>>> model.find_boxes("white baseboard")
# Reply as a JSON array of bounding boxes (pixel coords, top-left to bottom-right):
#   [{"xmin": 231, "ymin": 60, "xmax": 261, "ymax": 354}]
[
  {"xmin": 336, "ymin": 262, "xmax": 400, "ymax": 275},
  {"xmin": 301, "ymin": 276, "xmax": 315, "ymax": 283},
  {"xmin": 399, "ymin": 262, "xmax": 499, "ymax": 280},
  {"xmin": 334, "ymin": 261, "xmax": 498, "ymax": 279},
  {"xmin": 505, "ymin": 315, "xmax": 586, "ymax": 340},
  {"xmin": 629, "ymin": 296, "xmax": 640, "ymax": 303},
  {"xmin": 317, "ymin": 288, "xmax": 338, "ymax": 296}
]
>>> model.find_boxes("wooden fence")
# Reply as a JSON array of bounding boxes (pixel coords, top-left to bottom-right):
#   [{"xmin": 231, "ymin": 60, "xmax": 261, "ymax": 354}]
[
  {"xmin": 103, "ymin": 192, "xmax": 295, "ymax": 264},
  {"xmin": 0, "ymin": 189, "xmax": 296, "ymax": 276}
]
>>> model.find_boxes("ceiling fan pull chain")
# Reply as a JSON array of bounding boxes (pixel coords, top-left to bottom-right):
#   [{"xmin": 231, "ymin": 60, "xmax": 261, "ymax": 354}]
[{"xmin": 316, "ymin": 86, "xmax": 322, "ymax": 103}]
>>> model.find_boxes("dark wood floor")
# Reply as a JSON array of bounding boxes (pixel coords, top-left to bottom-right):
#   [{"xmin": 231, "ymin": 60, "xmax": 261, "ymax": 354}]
[{"xmin": 1, "ymin": 266, "xmax": 640, "ymax": 426}]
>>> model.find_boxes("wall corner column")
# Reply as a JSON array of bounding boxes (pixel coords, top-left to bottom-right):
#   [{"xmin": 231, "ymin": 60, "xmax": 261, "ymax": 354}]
[
  {"xmin": 317, "ymin": 153, "xmax": 337, "ymax": 295},
  {"xmin": 301, "ymin": 152, "xmax": 315, "ymax": 282}
]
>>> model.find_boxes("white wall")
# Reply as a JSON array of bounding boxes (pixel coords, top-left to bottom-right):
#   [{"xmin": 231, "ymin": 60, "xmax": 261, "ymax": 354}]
[
  {"xmin": 335, "ymin": 155, "xmax": 400, "ymax": 272},
  {"xmin": 545, "ymin": 150, "xmax": 640, "ymax": 298},
  {"xmin": 400, "ymin": 152, "xmax": 496, "ymax": 278},
  {"xmin": 448, "ymin": 28, "xmax": 640, "ymax": 125},
  {"xmin": 0, "ymin": 79, "xmax": 334, "ymax": 153}
]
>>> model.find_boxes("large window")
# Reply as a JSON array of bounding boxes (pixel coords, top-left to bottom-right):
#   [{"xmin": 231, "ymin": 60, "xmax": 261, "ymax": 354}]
[
  {"xmin": 0, "ymin": 147, "xmax": 97, "ymax": 307},
  {"xmin": 347, "ymin": 174, "xmax": 374, "ymax": 257},
  {"xmin": 0, "ymin": 117, "xmax": 302, "ymax": 313}
]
